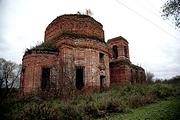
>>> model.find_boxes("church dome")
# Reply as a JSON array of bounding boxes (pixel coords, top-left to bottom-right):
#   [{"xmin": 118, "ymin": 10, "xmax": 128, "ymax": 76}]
[{"xmin": 44, "ymin": 14, "xmax": 104, "ymax": 42}]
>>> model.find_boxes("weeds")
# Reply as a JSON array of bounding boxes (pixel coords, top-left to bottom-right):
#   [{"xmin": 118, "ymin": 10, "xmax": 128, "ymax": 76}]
[
  {"xmin": 18, "ymin": 102, "xmax": 59, "ymax": 120},
  {"xmin": 150, "ymin": 84, "xmax": 176, "ymax": 98},
  {"xmin": 1, "ymin": 83, "xmax": 180, "ymax": 119},
  {"xmin": 60, "ymin": 105, "xmax": 83, "ymax": 120}
]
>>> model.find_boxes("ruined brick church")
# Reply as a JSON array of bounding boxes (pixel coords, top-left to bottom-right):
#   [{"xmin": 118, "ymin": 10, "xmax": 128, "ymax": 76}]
[{"xmin": 20, "ymin": 14, "xmax": 145, "ymax": 95}]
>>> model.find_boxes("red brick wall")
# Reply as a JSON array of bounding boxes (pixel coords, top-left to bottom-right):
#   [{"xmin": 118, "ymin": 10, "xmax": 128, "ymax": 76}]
[
  {"xmin": 107, "ymin": 36, "xmax": 130, "ymax": 60},
  {"xmin": 45, "ymin": 14, "xmax": 104, "ymax": 42},
  {"xmin": 20, "ymin": 14, "xmax": 110, "ymax": 95},
  {"xmin": 131, "ymin": 64, "xmax": 146, "ymax": 84},
  {"xmin": 107, "ymin": 36, "xmax": 145, "ymax": 85},
  {"xmin": 58, "ymin": 37, "xmax": 110, "ymax": 90},
  {"xmin": 21, "ymin": 52, "xmax": 58, "ymax": 95},
  {"xmin": 20, "ymin": 14, "xmax": 146, "ymax": 96},
  {"xmin": 110, "ymin": 62, "xmax": 131, "ymax": 84}
]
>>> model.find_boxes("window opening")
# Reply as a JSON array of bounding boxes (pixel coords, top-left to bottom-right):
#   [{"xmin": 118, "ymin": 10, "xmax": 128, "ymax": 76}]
[
  {"xmin": 100, "ymin": 76, "xmax": 105, "ymax": 90},
  {"xmin": 124, "ymin": 46, "xmax": 128, "ymax": 58},
  {"xmin": 99, "ymin": 53, "xmax": 104, "ymax": 63},
  {"xmin": 41, "ymin": 68, "xmax": 50, "ymax": 91},
  {"xmin": 130, "ymin": 69, "xmax": 134, "ymax": 84},
  {"xmin": 76, "ymin": 67, "xmax": 84, "ymax": 90},
  {"xmin": 112, "ymin": 45, "xmax": 118, "ymax": 59}
]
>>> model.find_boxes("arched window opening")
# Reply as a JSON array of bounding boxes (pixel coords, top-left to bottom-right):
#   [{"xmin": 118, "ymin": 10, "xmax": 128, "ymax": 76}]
[
  {"xmin": 112, "ymin": 45, "xmax": 118, "ymax": 59},
  {"xmin": 124, "ymin": 46, "xmax": 128, "ymax": 58},
  {"xmin": 99, "ymin": 53, "xmax": 104, "ymax": 63}
]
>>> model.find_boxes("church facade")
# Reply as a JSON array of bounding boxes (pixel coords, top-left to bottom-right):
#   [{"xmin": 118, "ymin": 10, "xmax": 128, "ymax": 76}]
[{"xmin": 20, "ymin": 14, "xmax": 145, "ymax": 95}]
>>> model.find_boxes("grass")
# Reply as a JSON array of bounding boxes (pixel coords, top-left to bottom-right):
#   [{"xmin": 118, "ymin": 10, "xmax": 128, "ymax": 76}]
[
  {"xmin": 0, "ymin": 83, "xmax": 180, "ymax": 120},
  {"xmin": 99, "ymin": 97, "xmax": 180, "ymax": 120}
]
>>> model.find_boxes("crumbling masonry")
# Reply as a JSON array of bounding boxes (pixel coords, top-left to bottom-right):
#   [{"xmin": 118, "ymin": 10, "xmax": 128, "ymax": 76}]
[{"xmin": 20, "ymin": 14, "xmax": 146, "ymax": 95}]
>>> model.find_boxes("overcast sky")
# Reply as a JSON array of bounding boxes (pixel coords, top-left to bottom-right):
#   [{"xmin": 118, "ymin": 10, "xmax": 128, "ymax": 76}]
[{"xmin": 0, "ymin": 0, "xmax": 180, "ymax": 79}]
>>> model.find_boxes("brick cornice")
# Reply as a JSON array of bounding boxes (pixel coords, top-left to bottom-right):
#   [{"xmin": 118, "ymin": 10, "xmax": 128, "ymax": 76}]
[{"xmin": 56, "ymin": 37, "xmax": 110, "ymax": 56}]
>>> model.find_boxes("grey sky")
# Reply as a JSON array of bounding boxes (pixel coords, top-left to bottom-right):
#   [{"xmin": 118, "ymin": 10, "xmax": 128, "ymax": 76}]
[{"xmin": 0, "ymin": 0, "xmax": 180, "ymax": 79}]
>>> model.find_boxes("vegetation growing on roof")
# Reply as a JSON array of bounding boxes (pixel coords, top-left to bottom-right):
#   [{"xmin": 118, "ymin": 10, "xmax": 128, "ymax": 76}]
[
  {"xmin": 25, "ymin": 42, "xmax": 58, "ymax": 55},
  {"xmin": 61, "ymin": 30, "xmax": 105, "ymax": 43}
]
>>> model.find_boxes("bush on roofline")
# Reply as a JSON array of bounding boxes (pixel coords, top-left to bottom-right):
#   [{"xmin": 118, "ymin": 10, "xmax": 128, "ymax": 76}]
[{"xmin": 25, "ymin": 42, "xmax": 58, "ymax": 55}]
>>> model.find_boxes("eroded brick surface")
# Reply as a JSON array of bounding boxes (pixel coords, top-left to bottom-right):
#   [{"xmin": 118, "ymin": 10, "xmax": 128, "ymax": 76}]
[
  {"xmin": 107, "ymin": 36, "xmax": 146, "ymax": 85},
  {"xmin": 20, "ymin": 14, "xmax": 145, "ymax": 96}
]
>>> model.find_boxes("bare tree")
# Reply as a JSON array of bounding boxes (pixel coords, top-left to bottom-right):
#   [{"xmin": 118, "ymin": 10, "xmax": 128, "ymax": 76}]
[
  {"xmin": 76, "ymin": 9, "xmax": 93, "ymax": 16},
  {"xmin": 0, "ymin": 58, "xmax": 21, "ymax": 102},
  {"xmin": 146, "ymin": 71, "xmax": 154, "ymax": 84},
  {"xmin": 162, "ymin": 0, "xmax": 180, "ymax": 28},
  {"xmin": 85, "ymin": 9, "xmax": 93, "ymax": 16}
]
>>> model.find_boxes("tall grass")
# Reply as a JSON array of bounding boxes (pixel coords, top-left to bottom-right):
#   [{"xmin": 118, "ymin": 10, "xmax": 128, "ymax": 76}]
[{"xmin": 0, "ymin": 83, "xmax": 180, "ymax": 119}]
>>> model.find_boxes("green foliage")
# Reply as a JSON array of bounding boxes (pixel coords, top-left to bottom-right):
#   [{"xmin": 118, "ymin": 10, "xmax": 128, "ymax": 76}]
[
  {"xmin": 150, "ymin": 83, "xmax": 176, "ymax": 98},
  {"xmin": 101, "ymin": 97, "xmax": 180, "ymax": 120},
  {"xmin": 105, "ymin": 98, "xmax": 124, "ymax": 113},
  {"xmin": 1, "ymin": 83, "xmax": 180, "ymax": 120},
  {"xmin": 120, "ymin": 85, "xmax": 148, "ymax": 97},
  {"xmin": 61, "ymin": 30, "xmax": 105, "ymax": 43},
  {"xmin": 25, "ymin": 42, "xmax": 58, "ymax": 54},
  {"xmin": 128, "ymin": 94, "xmax": 145, "ymax": 108},
  {"xmin": 84, "ymin": 102, "xmax": 99, "ymax": 118},
  {"xmin": 60, "ymin": 105, "xmax": 83, "ymax": 120},
  {"xmin": 83, "ymin": 98, "xmax": 124, "ymax": 118},
  {"xmin": 18, "ymin": 102, "xmax": 59, "ymax": 120},
  {"xmin": 127, "ymin": 93, "xmax": 155, "ymax": 108},
  {"xmin": 37, "ymin": 42, "xmax": 56, "ymax": 50}
]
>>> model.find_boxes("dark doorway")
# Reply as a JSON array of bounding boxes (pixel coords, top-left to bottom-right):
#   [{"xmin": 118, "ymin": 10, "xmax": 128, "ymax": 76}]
[
  {"xmin": 100, "ymin": 76, "xmax": 105, "ymax": 89},
  {"xmin": 130, "ymin": 69, "xmax": 134, "ymax": 84},
  {"xmin": 76, "ymin": 67, "xmax": 84, "ymax": 90},
  {"xmin": 41, "ymin": 68, "xmax": 50, "ymax": 91},
  {"xmin": 112, "ymin": 45, "xmax": 118, "ymax": 59}
]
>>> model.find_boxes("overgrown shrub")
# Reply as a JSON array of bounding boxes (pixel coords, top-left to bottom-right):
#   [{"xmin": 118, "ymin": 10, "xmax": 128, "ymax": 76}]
[
  {"xmin": 32, "ymin": 42, "xmax": 58, "ymax": 51},
  {"xmin": 60, "ymin": 105, "xmax": 83, "ymax": 120},
  {"xmin": 150, "ymin": 84, "xmax": 176, "ymax": 98},
  {"xmin": 1, "ymin": 83, "xmax": 180, "ymax": 119},
  {"xmin": 37, "ymin": 88, "xmax": 63, "ymax": 100},
  {"xmin": 84, "ymin": 103, "xmax": 99, "ymax": 118},
  {"xmin": 128, "ymin": 94, "xmax": 144, "ymax": 108},
  {"xmin": 143, "ymin": 93, "xmax": 157, "ymax": 104},
  {"xmin": 105, "ymin": 98, "xmax": 124, "ymax": 113},
  {"xmin": 128, "ymin": 91, "xmax": 158, "ymax": 108},
  {"xmin": 84, "ymin": 98, "xmax": 125, "ymax": 118},
  {"xmin": 25, "ymin": 42, "xmax": 58, "ymax": 55},
  {"xmin": 120, "ymin": 85, "xmax": 147, "ymax": 97},
  {"xmin": 18, "ymin": 102, "xmax": 58, "ymax": 120}
]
